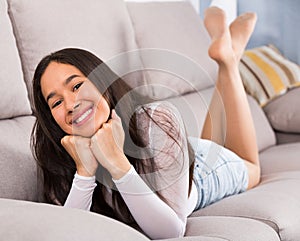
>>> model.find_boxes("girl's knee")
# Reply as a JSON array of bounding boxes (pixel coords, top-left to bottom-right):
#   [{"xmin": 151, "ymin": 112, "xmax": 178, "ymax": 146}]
[{"xmin": 245, "ymin": 161, "xmax": 261, "ymax": 190}]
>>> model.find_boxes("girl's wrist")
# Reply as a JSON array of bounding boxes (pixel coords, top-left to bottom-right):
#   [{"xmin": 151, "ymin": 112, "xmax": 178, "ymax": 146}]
[
  {"xmin": 109, "ymin": 156, "xmax": 131, "ymax": 180},
  {"xmin": 77, "ymin": 168, "xmax": 95, "ymax": 177}
]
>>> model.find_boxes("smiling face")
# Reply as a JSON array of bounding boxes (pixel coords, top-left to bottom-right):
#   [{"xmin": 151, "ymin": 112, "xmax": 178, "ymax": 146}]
[{"xmin": 41, "ymin": 62, "xmax": 110, "ymax": 137}]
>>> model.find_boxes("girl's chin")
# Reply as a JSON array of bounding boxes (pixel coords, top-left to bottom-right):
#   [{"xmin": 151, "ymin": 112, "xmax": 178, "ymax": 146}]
[
  {"xmin": 70, "ymin": 118, "xmax": 106, "ymax": 137},
  {"xmin": 73, "ymin": 129, "xmax": 97, "ymax": 138},
  {"xmin": 71, "ymin": 123, "xmax": 102, "ymax": 138}
]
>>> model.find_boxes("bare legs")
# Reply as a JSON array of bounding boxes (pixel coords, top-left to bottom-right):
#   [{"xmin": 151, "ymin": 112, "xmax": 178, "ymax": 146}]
[{"xmin": 201, "ymin": 7, "xmax": 260, "ymax": 189}]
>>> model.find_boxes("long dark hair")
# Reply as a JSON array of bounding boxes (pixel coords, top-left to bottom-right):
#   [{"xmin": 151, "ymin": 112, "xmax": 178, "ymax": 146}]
[{"xmin": 31, "ymin": 48, "xmax": 194, "ymax": 225}]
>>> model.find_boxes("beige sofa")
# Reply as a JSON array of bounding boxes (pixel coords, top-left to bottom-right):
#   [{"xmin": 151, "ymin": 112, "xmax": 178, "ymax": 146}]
[{"xmin": 1, "ymin": 0, "xmax": 300, "ymax": 240}]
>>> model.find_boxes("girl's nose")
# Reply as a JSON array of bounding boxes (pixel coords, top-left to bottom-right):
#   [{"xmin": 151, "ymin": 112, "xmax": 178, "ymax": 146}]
[{"xmin": 65, "ymin": 95, "xmax": 80, "ymax": 114}]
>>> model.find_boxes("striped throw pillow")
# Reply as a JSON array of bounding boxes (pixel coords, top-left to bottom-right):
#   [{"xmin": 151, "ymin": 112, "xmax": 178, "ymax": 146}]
[{"xmin": 239, "ymin": 45, "xmax": 300, "ymax": 106}]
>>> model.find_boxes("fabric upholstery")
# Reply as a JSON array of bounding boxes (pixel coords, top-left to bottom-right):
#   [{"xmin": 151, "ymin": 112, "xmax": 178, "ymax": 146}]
[
  {"xmin": 7, "ymin": 0, "xmax": 144, "ymax": 105},
  {"xmin": 239, "ymin": 45, "xmax": 300, "ymax": 106},
  {"xmin": 259, "ymin": 142, "xmax": 300, "ymax": 175},
  {"xmin": 185, "ymin": 216, "xmax": 280, "ymax": 241},
  {"xmin": 0, "ymin": 198, "xmax": 149, "ymax": 241},
  {"xmin": 264, "ymin": 87, "xmax": 300, "ymax": 133},
  {"xmin": 0, "ymin": 116, "xmax": 37, "ymax": 201},
  {"xmin": 127, "ymin": 1, "xmax": 218, "ymax": 99},
  {"xmin": 169, "ymin": 89, "xmax": 276, "ymax": 152},
  {"xmin": 191, "ymin": 170, "xmax": 300, "ymax": 241},
  {"xmin": 0, "ymin": 198, "xmax": 280, "ymax": 241},
  {"xmin": 0, "ymin": 0, "xmax": 31, "ymax": 119},
  {"xmin": 275, "ymin": 131, "xmax": 300, "ymax": 145}
]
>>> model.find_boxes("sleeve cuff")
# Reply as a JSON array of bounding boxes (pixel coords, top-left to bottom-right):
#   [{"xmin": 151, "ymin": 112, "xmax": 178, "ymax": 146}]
[
  {"xmin": 112, "ymin": 165, "xmax": 136, "ymax": 184},
  {"xmin": 75, "ymin": 172, "xmax": 96, "ymax": 181}
]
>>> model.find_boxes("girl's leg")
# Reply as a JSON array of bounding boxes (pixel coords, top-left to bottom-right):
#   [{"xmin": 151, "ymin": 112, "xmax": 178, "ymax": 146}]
[{"xmin": 201, "ymin": 7, "xmax": 260, "ymax": 189}]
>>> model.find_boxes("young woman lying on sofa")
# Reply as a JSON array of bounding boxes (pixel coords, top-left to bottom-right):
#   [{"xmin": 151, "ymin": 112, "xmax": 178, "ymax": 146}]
[{"xmin": 31, "ymin": 7, "xmax": 260, "ymax": 239}]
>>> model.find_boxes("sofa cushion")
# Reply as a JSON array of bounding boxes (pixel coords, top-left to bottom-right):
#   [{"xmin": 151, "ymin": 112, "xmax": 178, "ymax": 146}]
[
  {"xmin": 127, "ymin": 1, "xmax": 218, "ymax": 99},
  {"xmin": 0, "ymin": 0, "xmax": 31, "ymax": 119},
  {"xmin": 168, "ymin": 89, "xmax": 276, "ymax": 152},
  {"xmin": 7, "ymin": 0, "xmax": 144, "ymax": 105},
  {"xmin": 186, "ymin": 216, "xmax": 280, "ymax": 241},
  {"xmin": 259, "ymin": 142, "xmax": 300, "ymax": 174},
  {"xmin": 239, "ymin": 45, "xmax": 300, "ymax": 107},
  {"xmin": 0, "ymin": 198, "xmax": 149, "ymax": 241},
  {"xmin": 263, "ymin": 87, "xmax": 300, "ymax": 133},
  {"xmin": 190, "ymin": 171, "xmax": 300, "ymax": 241},
  {"xmin": 0, "ymin": 117, "xmax": 37, "ymax": 201}
]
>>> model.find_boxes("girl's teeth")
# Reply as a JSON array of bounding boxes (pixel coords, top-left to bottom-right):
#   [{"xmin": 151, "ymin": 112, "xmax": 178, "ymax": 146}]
[{"xmin": 75, "ymin": 109, "xmax": 92, "ymax": 124}]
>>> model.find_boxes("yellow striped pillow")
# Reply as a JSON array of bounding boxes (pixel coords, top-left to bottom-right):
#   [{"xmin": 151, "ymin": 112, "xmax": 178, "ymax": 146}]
[{"xmin": 239, "ymin": 45, "xmax": 300, "ymax": 106}]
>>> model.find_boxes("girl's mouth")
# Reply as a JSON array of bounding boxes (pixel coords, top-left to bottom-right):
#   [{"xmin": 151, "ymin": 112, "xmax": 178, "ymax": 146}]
[{"xmin": 72, "ymin": 106, "xmax": 94, "ymax": 126}]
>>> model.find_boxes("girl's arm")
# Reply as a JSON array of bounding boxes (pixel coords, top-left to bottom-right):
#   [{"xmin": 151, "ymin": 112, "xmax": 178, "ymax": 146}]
[
  {"xmin": 113, "ymin": 164, "xmax": 187, "ymax": 239},
  {"xmin": 112, "ymin": 102, "xmax": 192, "ymax": 239},
  {"xmin": 63, "ymin": 173, "xmax": 96, "ymax": 210},
  {"xmin": 60, "ymin": 134, "xmax": 98, "ymax": 210}
]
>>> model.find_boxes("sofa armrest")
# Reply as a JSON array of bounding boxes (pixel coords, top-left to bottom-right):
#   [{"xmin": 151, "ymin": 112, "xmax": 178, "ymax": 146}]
[{"xmin": 0, "ymin": 198, "xmax": 149, "ymax": 241}]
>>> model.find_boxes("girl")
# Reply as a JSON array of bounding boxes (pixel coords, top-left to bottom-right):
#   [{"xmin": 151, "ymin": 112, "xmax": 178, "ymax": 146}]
[{"xmin": 31, "ymin": 7, "xmax": 260, "ymax": 239}]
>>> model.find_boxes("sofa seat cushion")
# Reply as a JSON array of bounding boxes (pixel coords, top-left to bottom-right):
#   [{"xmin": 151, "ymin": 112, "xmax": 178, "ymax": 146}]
[
  {"xmin": 190, "ymin": 171, "xmax": 300, "ymax": 241},
  {"xmin": 185, "ymin": 216, "xmax": 279, "ymax": 241},
  {"xmin": 259, "ymin": 142, "xmax": 300, "ymax": 174},
  {"xmin": 0, "ymin": 198, "xmax": 149, "ymax": 241},
  {"xmin": 0, "ymin": 116, "xmax": 37, "ymax": 201},
  {"xmin": 0, "ymin": 0, "xmax": 31, "ymax": 119}
]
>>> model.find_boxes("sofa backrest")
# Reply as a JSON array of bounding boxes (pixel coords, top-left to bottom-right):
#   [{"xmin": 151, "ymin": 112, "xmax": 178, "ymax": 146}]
[
  {"xmin": 127, "ymin": 1, "xmax": 218, "ymax": 100},
  {"xmin": 7, "ymin": 0, "xmax": 146, "ymax": 106},
  {"xmin": 7, "ymin": 0, "xmax": 218, "ymax": 104},
  {"xmin": 0, "ymin": 0, "xmax": 31, "ymax": 119}
]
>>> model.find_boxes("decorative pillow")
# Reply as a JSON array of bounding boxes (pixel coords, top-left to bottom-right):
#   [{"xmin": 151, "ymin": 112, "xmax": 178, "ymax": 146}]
[
  {"xmin": 263, "ymin": 87, "xmax": 300, "ymax": 133},
  {"xmin": 239, "ymin": 45, "xmax": 300, "ymax": 106}
]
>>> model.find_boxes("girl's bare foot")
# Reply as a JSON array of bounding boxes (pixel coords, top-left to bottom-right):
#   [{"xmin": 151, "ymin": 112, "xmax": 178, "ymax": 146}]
[
  {"xmin": 230, "ymin": 12, "xmax": 257, "ymax": 61},
  {"xmin": 204, "ymin": 7, "xmax": 257, "ymax": 65},
  {"xmin": 204, "ymin": 7, "xmax": 235, "ymax": 65}
]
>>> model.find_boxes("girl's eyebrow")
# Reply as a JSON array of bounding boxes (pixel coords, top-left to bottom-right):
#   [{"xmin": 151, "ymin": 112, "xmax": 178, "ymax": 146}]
[{"xmin": 46, "ymin": 74, "xmax": 81, "ymax": 103}]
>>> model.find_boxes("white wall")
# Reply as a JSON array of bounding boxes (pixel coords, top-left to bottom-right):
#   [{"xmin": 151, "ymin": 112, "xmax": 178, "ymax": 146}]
[
  {"xmin": 199, "ymin": 0, "xmax": 237, "ymax": 24},
  {"xmin": 124, "ymin": 0, "xmax": 200, "ymax": 13},
  {"xmin": 209, "ymin": 0, "xmax": 237, "ymax": 24}
]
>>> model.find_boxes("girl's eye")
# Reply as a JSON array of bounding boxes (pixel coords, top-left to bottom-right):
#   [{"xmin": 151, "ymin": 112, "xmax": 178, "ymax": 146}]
[
  {"xmin": 73, "ymin": 82, "xmax": 83, "ymax": 91},
  {"xmin": 52, "ymin": 100, "xmax": 62, "ymax": 109}
]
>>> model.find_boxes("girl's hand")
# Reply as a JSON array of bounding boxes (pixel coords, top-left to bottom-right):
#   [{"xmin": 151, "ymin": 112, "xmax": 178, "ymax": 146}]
[
  {"xmin": 61, "ymin": 135, "xmax": 98, "ymax": 177},
  {"xmin": 90, "ymin": 109, "xmax": 131, "ymax": 180}
]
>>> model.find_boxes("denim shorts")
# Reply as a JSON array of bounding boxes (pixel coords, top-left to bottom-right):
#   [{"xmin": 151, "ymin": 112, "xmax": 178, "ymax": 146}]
[{"xmin": 188, "ymin": 136, "xmax": 249, "ymax": 210}]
